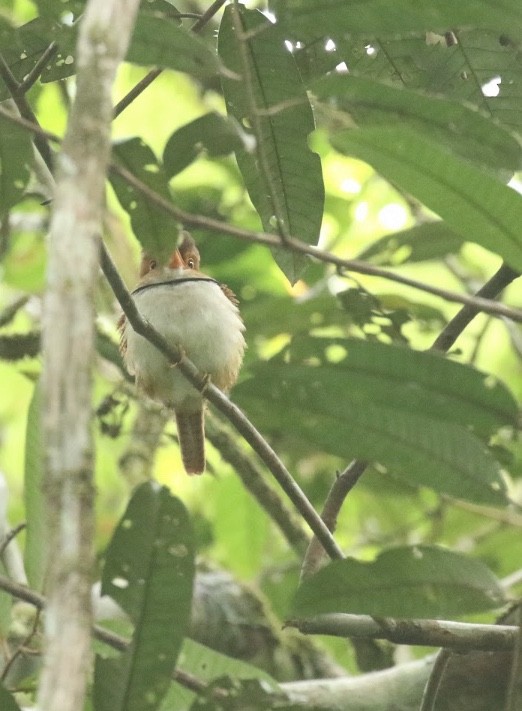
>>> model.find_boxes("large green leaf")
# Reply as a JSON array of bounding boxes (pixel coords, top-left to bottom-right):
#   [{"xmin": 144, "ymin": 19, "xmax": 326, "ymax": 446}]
[
  {"xmin": 127, "ymin": 15, "xmax": 224, "ymax": 78},
  {"xmin": 0, "ymin": 114, "xmax": 32, "ymax": 216},
  {"xmin": 273, "ymin": 1, "xmax": 522, "ymax": 41},
  {"xmin": 23, "ymin": 381, "xmax": 46, "ymax": 591},
  {"xmin": 163, "ymin": 113, "xmax": 248, "ymax": 179},
  {"xmin": 235, "ymin": 337, "xmax": 513, "ymax": 504},
  {"xmin": 218, "ymin": 5, "xmax": 324, "ymax": 284},
  {"xmin": 292, "ymin": 545, "xmax": 507, "ymax": 618},
  {"xmin": 110, "ymin": 138, "xmax": 177, "ymax": 264},
  {"xmin": 357, "ymin": 221, "xmax": 464, "ymax": 265},
  {"xmin": 331, "ymin": 126, "xmax": 522, "ymax": 272},
  {"xmin": 314, "ymin": 74, "xmax": 522, "ymax": 171},
  {"xmin": 94, "ymin": 482, "xmax": 195, "ymax": 711},
  {"xmin": 162, "ymin": 640, "xmax": 280, "ymax": 711}
]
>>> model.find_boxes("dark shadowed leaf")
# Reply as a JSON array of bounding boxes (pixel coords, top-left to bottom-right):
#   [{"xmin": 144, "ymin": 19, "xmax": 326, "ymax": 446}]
[
  {"xmin": 292, "ymin": 545, "xmax": 507, "ymax": 618},
  {"xmin": 331, "ymin": 127, "xmax": 522, "ymax": 272},
  {"xmin": 219, "ymin": 5, "xmax": 324, "ymax": 284},
  {"xmin": 163, "ymin": 113, "xmax": 248, "ymax": 179},
  {"xmin": 110, "ymin": 138, "xmax": 177, "ymax": 264},
  {"xmin": 163, "ymin": 640, "xmax": 280, "ymax": 710},
  {"xmin": 0, "ymin": 683, "xmax": 22, "ymax": 711},
  {"xmin": 314, "ymin": 74, "xmax": 522, "ymax": 171},
  {"xmin": 0, "ymin": 115, "xmax": 32, "ymax": 216},
  {"xmin": 94, "ymin": 482, "xmax": 195, "ymax": 711},
  {"xmin": 127, "ymin": 14, "xmax": 224, "ymax": 78},
  {"xmin": 357, "ymin": 221, "xmax": 464, "ymax": 265},
  {"xmin": 235, "ymin": 337, "xmax": 514, "ymax": 504},
  {"xmin": 273, "ymin": 1, "xmax": 522, "ymax": 42}
]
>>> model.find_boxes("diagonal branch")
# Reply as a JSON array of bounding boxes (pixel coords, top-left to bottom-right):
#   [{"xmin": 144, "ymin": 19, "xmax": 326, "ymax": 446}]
[{"xmin": 100, "ymin": 245, "xmax": 344, "ymax": 561}]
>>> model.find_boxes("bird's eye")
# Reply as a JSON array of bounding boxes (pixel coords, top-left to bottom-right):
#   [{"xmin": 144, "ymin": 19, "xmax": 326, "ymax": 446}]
[
  {"xmin": 149, "ymin": 260, "xmax": 157, "ymax": 270},
  {"xmin": 187, "ymin": 258, "xmax": 195, "ymax": 268}
]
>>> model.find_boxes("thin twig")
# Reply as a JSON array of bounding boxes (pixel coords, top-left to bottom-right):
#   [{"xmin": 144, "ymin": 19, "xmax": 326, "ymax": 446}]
[
  {"xmin": 18, "ymin": 42, "xmax": 58, "ymax": 93},
  {"xmin": 419, "ymin": 648, "xmax": 451, "ymax": 711},
  {"xmin": 0, "ymin": 523, "xmax": 26, "ymax": 559},
  {"xmin": 100, "ymin": 244, "xmax": 344, "ymax": 561},
  {"xmin": 1, "ymin": 608, "xmax": 41, "ymax": 682},
  {"xmin": 0, "ymin": 574, "xmax": 222, "ymax": 698},
  {"xmin": 1, "ymin": 103, "xmax": 521, "ymax": 325},
  {"xmin": 0, "ymin": 54, "xmax": 54, "ymax": 169},
  {"xmin": 206, "ymin": 413, "xmax": 310, "ymax": 557},
  {"xmin": 300, "ymin": 460, "xmax": 367, "ymax": 580},
  {"xmin": 430, "ymin": 262, "xmax": 519, "ymax": 351},
  {"xmin": 113, "ymin": 0, "xmax": 227, "ymax": 118}
]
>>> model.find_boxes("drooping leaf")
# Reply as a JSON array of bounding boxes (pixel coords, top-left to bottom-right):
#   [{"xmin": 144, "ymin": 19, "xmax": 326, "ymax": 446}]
[
  {"xmin": 126, "ymin": 14, "xmax": 224, "ymax": 78},
  {"xmin": 24, "ymin": 381, "xmax": 46, "ymax": 591},
  {"xmin": 219, "ymin": 5, "xmax": 324, "ymax": 284},
  {"xmin": 292, "ymin": 545, "xmax": 507, "ymax": 619},
  {"xmin": 110, "ymin": 138, "xmax": 177, "ymax": 264},
  {"xmin": 0, "ymin": 18, "xmax": 77, "ymax": 96},
  {"xmin": 357, "ymin": 221, "xmax": 464, "ymax": 265},
  {"xmin": 162, "ymin": 639, "xmax": 280, "ymax": 711},
  {"xmin": 163, "ymin": 113, "xmax": 249, "ymax": 179},
  {"xmin": 0, "ymin": 683, "xmax": 22, "ymax": 711},
  {"xmin": 314, "ymin": 74, "xmax": 522, "ymax": 171},
  {"xmin": 0, "ymin": 114, "xmax": 32, "ymax": 216},
  {"xmin": 331, "ymin": 126, "xmax": 522, "ymax": 272},
  {"xmin": 94, "ymin": 482, "xmax": 195, "ymax": 711},
  {"xmin": 234, "ymin": 337, "xmax": 513, "ymax": 504},
  {"xmin": 273, "ymin": 1, "xmax": 522, "ymax": 42}
]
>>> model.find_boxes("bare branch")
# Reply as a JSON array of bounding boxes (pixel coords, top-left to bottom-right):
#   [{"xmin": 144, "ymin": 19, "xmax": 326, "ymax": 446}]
[
  {"xmin": 37, "ymin": 0, "xmax": 141, "ymax": 708},
  {"xmin": 113, "ymin": 0, "xmax": 227, "ymax": 118},
  {"xmin": 287, "ymin": 613, "xmax": 518, "ymax": 652},
  {"xmin": 100, "ymin": 244, "xmax": 344, "ymax": 561}
]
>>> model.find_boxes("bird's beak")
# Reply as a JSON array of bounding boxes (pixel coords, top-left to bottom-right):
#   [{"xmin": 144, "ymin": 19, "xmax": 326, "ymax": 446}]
[{"xmin": 168, "ymin": 249, "xmax": 185, "ymax": 269}]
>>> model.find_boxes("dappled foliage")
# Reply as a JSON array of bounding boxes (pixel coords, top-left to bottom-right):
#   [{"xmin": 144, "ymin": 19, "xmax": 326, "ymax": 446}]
[{"xmin": 0, "ymin": 1, "xmax": 522, "ymax": 709}]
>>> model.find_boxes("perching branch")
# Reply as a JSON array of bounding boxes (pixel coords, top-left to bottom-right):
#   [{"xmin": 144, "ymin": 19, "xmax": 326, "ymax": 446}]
[
  {"xmin": 37, "ymin": 0, "xmax": 141, "ymax": 709},
  {"xmin": 99, "ymin": 244, "xmax": 344, "ymax": 562}
]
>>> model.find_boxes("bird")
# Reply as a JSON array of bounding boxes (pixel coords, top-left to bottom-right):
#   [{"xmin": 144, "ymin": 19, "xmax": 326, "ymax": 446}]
[{"xmin": 119, "ymin": 232, "xmax": 246, "ymax": 474}]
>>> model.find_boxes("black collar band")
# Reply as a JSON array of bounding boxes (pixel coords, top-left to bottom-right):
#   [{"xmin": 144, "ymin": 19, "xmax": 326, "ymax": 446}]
[{"xmin": 132, "ymin": 276, "xmax": 218, "ymax": 297}]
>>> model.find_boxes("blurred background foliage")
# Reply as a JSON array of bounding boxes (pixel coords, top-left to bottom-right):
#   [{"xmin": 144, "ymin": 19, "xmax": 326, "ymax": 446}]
[{"xmin": 1, "ymin": 0, "xmax": 522, "ymax": 693}]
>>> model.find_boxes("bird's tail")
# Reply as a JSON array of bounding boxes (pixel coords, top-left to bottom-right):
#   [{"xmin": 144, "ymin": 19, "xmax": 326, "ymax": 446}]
[{"xmin": 175, "ymin": 410, "xmax": 205, "ymax": 474}]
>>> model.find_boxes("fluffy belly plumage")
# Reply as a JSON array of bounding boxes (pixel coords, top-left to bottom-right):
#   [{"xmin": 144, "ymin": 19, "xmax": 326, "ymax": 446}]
[{"xmin": 124, "ymin": 279, "xmax": 245, "ymax": 412}]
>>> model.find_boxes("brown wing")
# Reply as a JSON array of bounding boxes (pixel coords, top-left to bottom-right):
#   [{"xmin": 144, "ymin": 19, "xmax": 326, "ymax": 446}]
[
  {"xmin": 220, "ymin": 283, "xmax": 239, "ymax": 306},
  {"xmin": 117, "ymin": 313, "xmax": 127, "ymax": 358}
]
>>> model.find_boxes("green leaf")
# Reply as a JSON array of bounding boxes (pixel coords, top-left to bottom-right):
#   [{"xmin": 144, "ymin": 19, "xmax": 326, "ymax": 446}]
[
  {"xmin": 24, "ymin": 381, "xmax": 46, "ymax": 591},
  {"xmin": 94, "ymin": 482, "xmax": 195, "ymax": 711},
  {"xmin": 218, "ymin": 5, "xmax": 324, "ymax": 284},
  {"xmin": 127, "ymin": 14, "xmax": 224, "ymax": 78},
  {"xmin": 273, "ymin": 0, "xmax": 522, "ymax": 41},
  {"xmin": 314, "ymin": 74, "xmax": 522, "ymax": 171},
  {"xmin": 292, "ymin": 545, "xmax": 507, "ymax": 618},
  {"xmin": 0, "ymin": 114, "xmax": 32, "ymax": 216},
  {"xmin": 0, "ymin": 683, "xmax": 22, "ymax": 711},
  {"xmin": 110, "ymin": 138, "xmax": 177, "ymax": 264},
  {"xmin": 235, "ymin": 337, "xmax": 513, "ymax": 504},
  {"xmin": 163, "ymin": 113, "xmax": 248, "ymax": 179},
  {"xmin": 162, "ymin": 639, "xmax": 280, "ymax": 711},
  {"xmin": 331, "ymin": 126, "xmax": 522, "ymax": 272},
  {"xmin": 357, "ymin": 221, "xmax": 464, "ymax": 265}
]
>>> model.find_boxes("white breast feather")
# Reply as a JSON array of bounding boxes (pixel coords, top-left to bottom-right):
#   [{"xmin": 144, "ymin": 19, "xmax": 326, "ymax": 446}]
[{"xmin": 124, "ymin": 279, "xmax": 245, "ymax": 411}]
